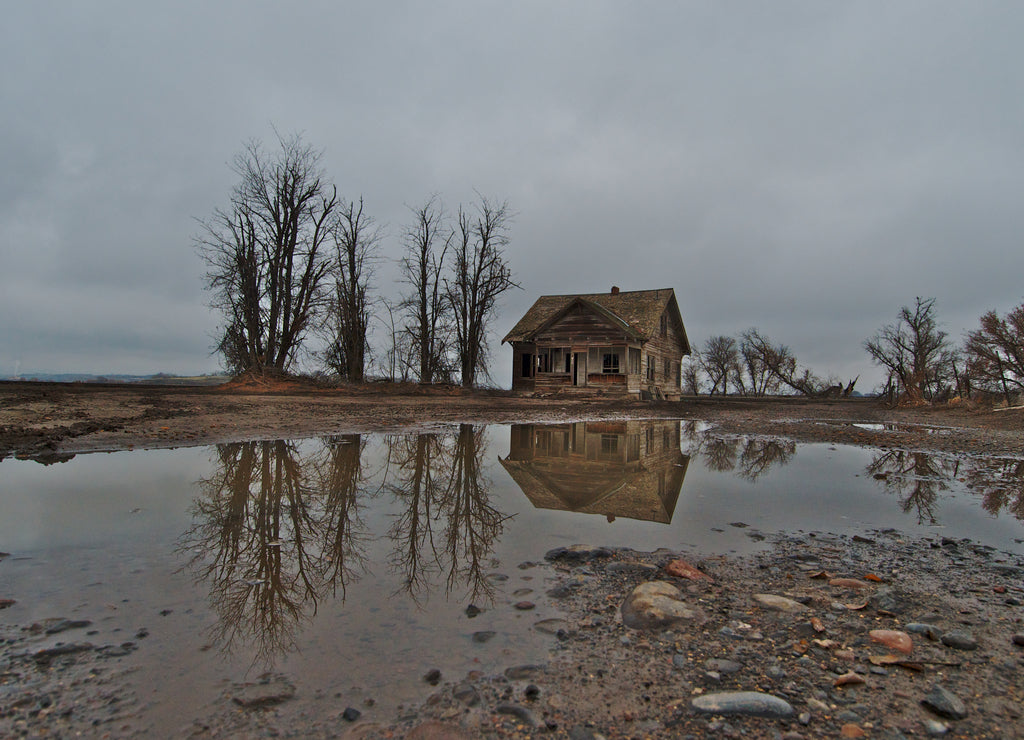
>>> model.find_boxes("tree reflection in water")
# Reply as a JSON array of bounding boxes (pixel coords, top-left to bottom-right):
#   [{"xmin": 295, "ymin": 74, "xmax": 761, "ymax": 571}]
[
  {"xmin": 866, "ymin": 450, "xmax": 955, "ymax": 524},
  {"xmin": 968, "ymin": 457, "xmax": 1024, "ymax": 519},
  {"xmin": 386, "ymin": 425, "xmax": 509, "ymax": 603},
  {"xmin": 179, "ymin": 426, "xmax": 509, "ymax": 666},
  {"xmin": 680, "ymin": 422, "xmax": 795, "ymax": 481}
]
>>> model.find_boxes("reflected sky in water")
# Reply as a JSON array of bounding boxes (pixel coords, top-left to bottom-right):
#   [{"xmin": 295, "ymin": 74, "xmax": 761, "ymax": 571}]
[{"xmin": 1, "ymin": 421, "xmax": 1023, "ymax": 729}]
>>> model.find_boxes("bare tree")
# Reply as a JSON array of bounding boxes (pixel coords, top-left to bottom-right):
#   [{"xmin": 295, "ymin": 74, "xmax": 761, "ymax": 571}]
[
  {"xmin": 864, "ymin": 297, "xmax": 952, "ymax": 403},
  {"xmin": 321, "ymin": 198, "xmax": 380, "ymax": 381},
  {"xmin": 446, "ymin": 197, "xmax": 519, "ymax": 387},
  {"xmin": 196, "ymin": 133, "xmax": 338, "ymax": 374},
  {"xmin": 737, "ymin": 329, "xmax": 781, "ymax": 396},
  {"xmin": 699, "ymin": 335, "xmax": 739, "ymax": 395},
  {"xmin": 681, "ymin": 353, "xmax": 703, "ymax": 395},
  {"xmin": 739, "ymin": 329, "xmax": 826, "ymax": 396},
  {"xmin": 399, "ymin": 196, "xmax": 454, "ymax": 384},
  {"xmin": 964, "ymin": 301, "xmax": 1024, "ymax": 404}
]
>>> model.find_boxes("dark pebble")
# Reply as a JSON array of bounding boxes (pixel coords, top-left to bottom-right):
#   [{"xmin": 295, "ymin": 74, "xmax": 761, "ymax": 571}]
[
  {"xmin": 342, "ymin": 707, "xmax": 361, "ymax": 721},
  {"xmin": 514, "ymin": 601, "xmax": 536, "ymax": 611},
  {"xmin": 524, "ymin": 684, "xmax": 541, "ymax": 699},
  {"xmin": 472, "ymin": 631, "xmax": 496, "ymax": 643},
  {"xmin": 921, "ymin": 684, "xmax": 968, "ymax": 720},
  {"xmin": 940, "ymin": 630, "xmax": 978, "ymax": 650},
  {"xmin": 453, "ymin": 683, "xmax": 480, "ymax": 706},
  {"xmin": 1011, "ymin": 634, "xmax": 1024, "ymax": 647},
  {"xmin": 135, "ymin": 628, "xmax": 149, "ymax": 639},
  {"xmin": 505, "ymin": 664, "xmax": 544, "ymax": 680},
  {"xmin": 496, "ymin": 702, "xmax": 537, "ymax": 726},
  {"xmin": 45, "ymin": 619, "xmax": 93, "ymax": 635},
  {"xmin": 424, "ymin": 668, "xmax": 442, "ymax": 685},
  {"xmin": 465, "ymin": 604, "xmax": 482, "ymax": 618}
]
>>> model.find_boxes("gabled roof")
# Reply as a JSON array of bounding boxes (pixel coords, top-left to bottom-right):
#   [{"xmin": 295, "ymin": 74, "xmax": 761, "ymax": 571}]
[{"xmin": 502, "ymin": 288, "xmax": 690, "ymax": 352}]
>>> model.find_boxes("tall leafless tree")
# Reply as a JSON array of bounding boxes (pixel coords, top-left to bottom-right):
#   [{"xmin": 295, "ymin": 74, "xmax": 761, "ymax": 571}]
[
  {"xmin": 321, "ymin": 198, "xmax": 380, "ymax": 381},
  {"xmin": 446, "ymin": 198, "xmax": 519, "ymax": 387},
  {"xmin": 739, "ymin": 328, "xmax": 825, "ymax": 396},
  {"xmin": 399, "ymin": 196, "xmax": 454, "ymax": 384},
  {"xmin": 699, "ymin": 335, "xmax": 739, "ymax": 395},
  {"xmin": 196, "ymin": 133, "xmax": 338, "ymax": 373},
  {"xmin": 964, "ymin": 301, "xmax": 1024, "ymax": 404},
  {"xmin": 865, "ymin": 297, "xmax": 952, "ymax": 402}
]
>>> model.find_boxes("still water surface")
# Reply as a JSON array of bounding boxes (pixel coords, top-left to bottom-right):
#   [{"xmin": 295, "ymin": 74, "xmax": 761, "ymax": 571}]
[{"xmin": 1, "ymin": 420, "xmax": 1022, "ymax": 728}]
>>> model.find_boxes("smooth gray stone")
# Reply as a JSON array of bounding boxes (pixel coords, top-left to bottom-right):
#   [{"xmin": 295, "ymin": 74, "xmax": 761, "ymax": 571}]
[
  {"xmin": 921, "ymin": 684, "xmax": 968, "ymax": 720},
  {"xmin": 906, "ymin": 623, "xmax": 943, "ymax": 641},
  {"xmin": 692, "ymin": 691, "xmax": 795, "ymax": 718},
  {"xmin": 940, "ymin": 630, "xmax": 978, "ymax": 650}
]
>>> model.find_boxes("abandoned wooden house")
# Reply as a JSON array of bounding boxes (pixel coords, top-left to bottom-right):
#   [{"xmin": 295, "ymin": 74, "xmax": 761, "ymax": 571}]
[
  {"xmin": 502, "ymin": 287, "xmax": 691, "ymax": 400},
  {"xmin": 500, "ymin": 420, "xmax": 689, "ymax": 524}
]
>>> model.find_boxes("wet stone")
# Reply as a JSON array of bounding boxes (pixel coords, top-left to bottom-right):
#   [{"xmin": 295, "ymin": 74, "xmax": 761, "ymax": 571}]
[
  {"xmin": 940, "ymin": 630, "xmax": 978, "ymax": 650},
  {"xmin": 424, "ymin": 668, "xmax": 442, "ymax": 685},
  {"xmin": 505, "ymin": 664, "xmax": 544, "ymax": 680},
  {"xmin": 465, "ymin": 604, "xmax": 483, "ymax": 618},
  {"xmin": 606, "ymin": 561, "xmax": 659, "ymax": 575},
  {"xmin": 533, "ymin": 618, "xmax": 569, "ymax": 635},
  {"xmin": 472, "ymin": 630, "xmax": 496, "ymax": 643},
  {"xmin": 621, "ymin": 581, "xmax": 705, "ymax": 631},
  {"xmin": 44, "ymin": 619, "xmax": 93, "ymax": 635},
  {"xmin": 231, "ymin": 675, "xmax": 296, "ymax": 708},
  {"xmin": 453, "ymin": 683, "xmax": 480, "ymax": 706},
  {"xmin": 544, "ymin": 545, "xmax": 613, "ymax": 564},
  {"xmin": 514, "ymin": 601, "xmax": 536, "ymax": 611},
  {"xmin": 906, "ymin": 623, "xmax": 943, "ymax": 641},
  {"xmin": 496, "ymin": 702, "xmax": 537, "ymax": 726},
  {"xmin": 342, "ymin": 707, "xmax": 361, "ymax": 721},
  {"xmin": 921, "ymin": 684, "xmax": 968, "ymax": 720},
  {"xmin": 691, "ymin": 690, "xmax": 795, "ymax": 718},
  {"xmin": 705, "ymin": 658, "xmax": 743, "ymax": 674},
  {"xmin": 33, "ymin": 642, "xmax": 94, "ymax": 663},
  {"xmin": 752, "ymin": 594, "xmax": 808, "ymax": 613},
  {"xmin": 1012, "ymin": 633, "xmax": 1024, "ymax": 647}
]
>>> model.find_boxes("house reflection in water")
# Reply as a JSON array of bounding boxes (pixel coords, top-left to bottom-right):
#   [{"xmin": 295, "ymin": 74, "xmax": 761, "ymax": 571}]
[{"xmin": 500, "ymin": 420, "xmax": 688, "ymax": 523}]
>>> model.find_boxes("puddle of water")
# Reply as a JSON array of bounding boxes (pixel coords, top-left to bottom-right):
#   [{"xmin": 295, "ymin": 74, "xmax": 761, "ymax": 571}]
[{"xmin": 1, "ymin": 420, "xmax": 1022, "ymax": 733}]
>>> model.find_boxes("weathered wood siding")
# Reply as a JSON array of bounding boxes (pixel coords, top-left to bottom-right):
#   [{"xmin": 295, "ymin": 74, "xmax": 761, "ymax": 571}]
[
  {"xmin": 534, "ymin": 305, "xmax": 632, "ymax": 344},
  {"xmin": 640, "ymin": 308, "xmax": 688, "ymax": 400}
]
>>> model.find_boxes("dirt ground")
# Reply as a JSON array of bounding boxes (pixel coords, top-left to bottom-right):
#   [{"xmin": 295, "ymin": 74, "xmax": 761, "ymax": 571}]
[
  {"xmin": 1, "ymin": 379, "xmax": 1022, "ymax": 461},
  {"xmin": 1, "ymin": 380, "xmax": 1023, "ymax": 738}
]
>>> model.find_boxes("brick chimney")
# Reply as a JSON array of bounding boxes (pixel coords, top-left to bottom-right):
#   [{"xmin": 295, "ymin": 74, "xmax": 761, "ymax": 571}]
[{"xmin": 611, "ymin": 286, "xmax": 620, "ymax": 294}]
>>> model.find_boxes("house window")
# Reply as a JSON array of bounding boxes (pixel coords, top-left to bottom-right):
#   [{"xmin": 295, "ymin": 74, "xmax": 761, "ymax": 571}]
[
  {"xmin": 660, "ymin": 314, "xmax": 667, "ymax": 337},
  {"xmin": 600, "ymin": 434, "xmax": 619, "ymax": 454},
  {"xmin": 646, "ymin": 356, "xmax": 655, "ymax": 381},
  {"xmin": 663, "ymin": 358, "xmax": 670, "ymax": 378},
  {"xmin": 603, "ymin": 352, "xmax": 620, "ymax": 374}
]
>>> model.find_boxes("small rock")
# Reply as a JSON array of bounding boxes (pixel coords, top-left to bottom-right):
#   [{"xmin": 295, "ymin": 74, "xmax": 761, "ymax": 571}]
[
  {"xmin": 705, "ymin": 658, "xmax": 742, "ymax": 674},
  {"xmin": 621, "ymin": 581, "xmax": 705, "ymax": 631},
  {"xmin": 33, "ymin": 642, "xmax": 94, "ymax": 663},
  {"xmin": 664, "ymin": 558, "xmax": 713, "ymax": 581},
  {"xmin": 0, "ymin": 598, "xmax": 15, "ymax": 609},
  {"xmin": 453, "ymin": 683, "xmax": 480, "ymax": 706},
  {"xmin": 924, "ymin": 719, "xmax": 950, "ymax": 736},
  {"xmin": 544, "ymin": 545, "xmax": 613, "ymax": 563},
  {"xmin": 672, "ymin": 654, "xmax": 688, "ymax": 669},
  {"xmin": 524, "ymin": 684, "xmax": 541, "ymax": 699},
  {"xmin": 921, "ymin": 684, "xmax": 968, "ymax": 720},
  {"xmin": 472, "ymin": 631, "xmax": 496, "ymax": 643},
  {"xmin": 465, "ymin": 604, "xmax": 482, "ymax": 618},
  {"xmin": 505, "ymin": 664, "xmax": 544, "ymax": 680},
  {"xmin": 905, "ymin": 623, "xmax": 943, "ymax": 641},
  {"xmin": 534, "ymin": 618, "xmax": 569, "ymax": 635},
  {"xmin": 424, "ymin": 668, "xmax": 442, "ymax": 685},
  {"xmin": 496, "ymin": 702, "xmax": 537, "ymax": 726},
  {"xmin": 514, "ymin": 601, "xmax": 536, "ymax": 611},
  {"xmin": 869, "ymin": 629, "xmax": 913, "ymax": 655},
  {"xmin": 44, "ymin": 619, "xmax": 93, "ymax": 635},
  {"xmin": 342, "ymin": 707, "xmax": 361, "ymax": 721},
  {"xmin": 231, "ymin": 675, "xmax": 296, "ymax": 708},
  {"xmin": 752, "ymin": 594, "xmax": 808, "ymax": 613},
  {"xmin": 940, "ymin": 630, "xmax": 978, "ymax": 650},
  {"xmin": 829, "ymin": 578, "xmax": 872, "ymax": 589},
  {"xmin": 606, "ymin": 561, "xmax": 658, "ymax": 574},
  {"xmin": 1012, "ymin": 633, "xmax": 1024, "ymax": 647},
  {"xmin": 691, "ymin": 691, "xmax": 794, "ymax": 718},
  {"xmin": 840, "ymin": 724, "xmax": 867, "ymax": 738}
]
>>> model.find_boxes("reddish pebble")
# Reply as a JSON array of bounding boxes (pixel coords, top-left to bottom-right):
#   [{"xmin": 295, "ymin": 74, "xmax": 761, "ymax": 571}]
[
  {"xmin": 514, "ymin": 601, "xmax": 536, "ymax": 610},
  {"xmin": 869, "ymin": 629, "xmax": 913, "ymax": 655}
]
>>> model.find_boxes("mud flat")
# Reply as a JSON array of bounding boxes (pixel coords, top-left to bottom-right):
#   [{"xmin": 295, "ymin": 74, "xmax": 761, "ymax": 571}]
[
  {"xmin": 1, "ymin": 380, "xmax": 1022, "ymax": 460},
  {"xmin": 4, "ymin": 532, "xmax": 1022, "ymax": 738}
]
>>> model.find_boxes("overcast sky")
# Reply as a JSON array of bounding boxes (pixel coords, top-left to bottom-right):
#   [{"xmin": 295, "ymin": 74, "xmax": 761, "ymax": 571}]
[{"xmin": 2, "ymin": 1, "xmax": 1022, "ymax": 389}]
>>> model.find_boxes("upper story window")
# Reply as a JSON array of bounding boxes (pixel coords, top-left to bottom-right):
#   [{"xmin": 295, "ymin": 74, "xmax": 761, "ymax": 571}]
[{"xmin": 660, "ymin": 314, "xmax": 667, "ymax": 336}]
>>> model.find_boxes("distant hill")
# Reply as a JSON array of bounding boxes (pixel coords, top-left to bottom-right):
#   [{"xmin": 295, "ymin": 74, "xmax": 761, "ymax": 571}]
[{"xmin": 3, "ymin": 372, "xmax": 229, "ymax": 386}]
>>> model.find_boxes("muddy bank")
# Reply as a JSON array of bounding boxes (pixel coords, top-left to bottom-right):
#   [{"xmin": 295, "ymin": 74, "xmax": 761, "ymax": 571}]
[
  {"xmin": 1, "ymin": 381, "xmax": 1022, "ymax": 460},
  {"xmin": 5, "ymin": 532, "xmax": 1020, "ymax": 738}
]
